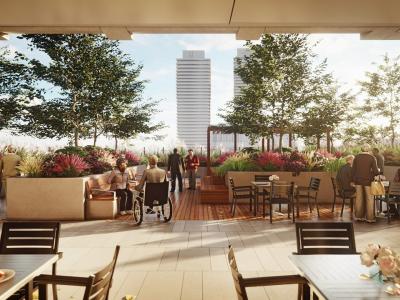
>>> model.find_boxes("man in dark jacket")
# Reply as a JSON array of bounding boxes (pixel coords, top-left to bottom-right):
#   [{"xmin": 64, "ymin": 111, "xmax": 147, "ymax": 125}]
[
  {"xmin": 352, "ymin": 144, "xmax": 379, "ymax": 222},
  {"xmin": 167, "ymin": 148, "xmax": 185, "ymax": 192},
  {"xmin": 336, "ymin": 155, "xmax": 355, "ymax": 197},
  {"xmin": 372, "ymin": 148, "xmax": 385, "ymax": 175}
]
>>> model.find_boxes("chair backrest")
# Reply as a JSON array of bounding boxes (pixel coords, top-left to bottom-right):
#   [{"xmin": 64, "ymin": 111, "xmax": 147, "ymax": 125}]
[
  {"xmin": 228, "ymin": 245, "xmax": 248, "ymax": 300},
  {"xmin": 229, "ymin": 177, "xmax": 235, "ymax": 189},
  {"xmin": 295, "ymin": 222, "xmax": 357, "ymax": 255},
  {"xmin": 83, "ymin": 245, "xmax": 120, "ymax": 300},
  {"xmin": 254, "ymin": 175, "xmax": 271, "ymax": 182},
  {"xmin": 389, "ymin": 181, "xmax": 400, "ymax": 196},
  {"xmin": 144, "ymin": 181, "xmax": 170, "ymax": 206},
  {"xmin": 0, "ymin": 222, "xmax": 60, "ymax": 254},
  {"xmin": 270, "ymin": 181, "xmax": 293, "ymax": 198},
  {"xmin": 330, "ymin": 177, "xmax": 341, "ymax": 196},
  {"xmin": 309, "ymin": 177, "xmax": 321, "ymax": 191}
]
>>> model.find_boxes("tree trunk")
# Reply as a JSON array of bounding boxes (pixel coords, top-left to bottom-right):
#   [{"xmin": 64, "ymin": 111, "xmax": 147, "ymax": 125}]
[
  {"xmin": 391, "ymin": 126, "xmax": 395, "ymax": 147},
  {"xmin": 93, "ymin": 125, "xmax": 98, "ymax": 146},
  {"xmin": 278, "ymin": 133, "xmax": 283, "ymax": 152},
  {"xmin": 271, "ymin": 135, "xmax": 275, "ymax": 151},
  {"xmin": 316, "ymin": 136, "xmax": 321, "ymax": 150},
  {"xmin": 267, "ymin": 137, "xmax": 270, "ymax": 152},
  {"xmin": 261, "ymin": 137, "xmax": 265, "ymax": 152},
  {"xmin": 114, "ymin": 137, "xmax": 118, "ymax": 151},
  {"xmin": 74, "ymin": 128, "xmax": 79, "ymax": 147},
  {"xmin": 288, "ymin": 132, "xmax": 292, "ymax": 148}
]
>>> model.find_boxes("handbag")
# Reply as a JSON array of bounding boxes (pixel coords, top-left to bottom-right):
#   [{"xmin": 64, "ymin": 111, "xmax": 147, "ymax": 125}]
[{"xmin": 370, "ymin": 179, "xmax": 385, "ymax": 196}]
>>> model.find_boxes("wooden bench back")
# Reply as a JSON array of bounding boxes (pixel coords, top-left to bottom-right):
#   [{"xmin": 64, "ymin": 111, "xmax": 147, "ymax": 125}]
[
  {"xmin": 228, "ymin": 245, "xmax": 248, "ymax": 300},
  {"xmin": 295, "ymin": 221, "xmax": 357, "ymax": 255}
]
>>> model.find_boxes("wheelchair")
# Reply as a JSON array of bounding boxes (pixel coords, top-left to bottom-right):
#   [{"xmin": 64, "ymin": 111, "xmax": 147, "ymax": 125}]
[{"xmin": 132, "ymin": 181, "xmax": 173, "ymax": 225}]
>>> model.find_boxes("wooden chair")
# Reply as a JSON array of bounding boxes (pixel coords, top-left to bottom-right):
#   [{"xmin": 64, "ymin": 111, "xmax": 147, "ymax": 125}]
[
  {"xmin": 253, "ymin": 175, "xmax": 272, "ymax": 213},
  {"xmin": 377, "ymin": 181, "xmax": 400, "ymax": 224},
  {"xmin": 229, "ymin": 177, "xmax": 253, "ymax": 217},
  {"xmin": 0, "ymin": 221, "xmax": 61, "ymax": 300},
  {"xmin": 330, "ymin": 177, "xmax": 355, "ymax": 218},
  {"xmin": 263, "ymin": 181, "xmax": 295, "ymax": 223},
  {"xmin": 296, "ymin": 177, "xmax": 321, "ymax": 217},
  {"xmin": 36, "ymin": 245, "xmax": 120, "ymax": 300},
  {"xmin": 228, "ymin": 245, "xmax": 308, "ymax": 300},
  {"xmin": 294, "ymin": 221, "xmax": 357, "ymax": 255}
]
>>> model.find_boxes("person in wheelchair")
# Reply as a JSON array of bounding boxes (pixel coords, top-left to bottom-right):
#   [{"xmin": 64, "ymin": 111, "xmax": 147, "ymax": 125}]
[
  {"xmin": 135, "ymin": 155, "xmax": 167, "ymax": 214},
  {"xmin": 108, "ymin": 158, "xmax": 136, "ymax": 215}
]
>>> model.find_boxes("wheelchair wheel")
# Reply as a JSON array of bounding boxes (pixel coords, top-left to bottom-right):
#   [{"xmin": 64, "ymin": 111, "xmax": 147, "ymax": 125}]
[
  {"xmin": 161, "ymin": 197, "xmax": 173, "ymax": 222},
  {"xmin": 133, "ymin": 197, "xmax": 143, "ymax": 225}
]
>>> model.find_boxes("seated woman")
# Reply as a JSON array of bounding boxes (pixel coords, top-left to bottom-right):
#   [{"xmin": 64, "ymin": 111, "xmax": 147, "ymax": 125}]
[
  {"xmin": 336, "ymin": 155, "xmax": 356, "ymax": 197},
  {"xmin": 135, "ymin": 155, "xmax": 166, "ymax": 214},
  {"xmin": 108, "ymin": 158, "xmax": 135, "ymax": 215}
]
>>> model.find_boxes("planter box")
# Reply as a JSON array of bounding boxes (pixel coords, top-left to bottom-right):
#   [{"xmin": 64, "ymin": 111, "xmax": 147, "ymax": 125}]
[
  {"xmin": 7, "ymin": 177, "xmax": 87, "ymax": 220},
  {"xmin": 227, "ymin": 171, "xmax": 335, "ymax": 204},
  {"xmin": 86, "ymin": 199, "xmax": 117, "ymax": 220}
]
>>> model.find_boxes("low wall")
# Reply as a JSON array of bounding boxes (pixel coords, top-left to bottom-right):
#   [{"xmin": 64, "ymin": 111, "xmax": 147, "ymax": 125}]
[
  {"xmin": 227, "ymin": 171, "xmax": 335, "ymax": 204},
  {"xmin": 7, "ymin": 177, "xmax": 88, "ymax": 220}
]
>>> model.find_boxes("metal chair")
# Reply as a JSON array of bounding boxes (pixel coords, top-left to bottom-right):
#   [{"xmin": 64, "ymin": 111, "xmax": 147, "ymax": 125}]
[
  {"xmin": 296, "ymin": 177, "xmax": 321, "ymax": 217},
  {"xmin": 253, "ymin": 175, "xmax": 272, "ymax": 213},
  {"xmin": 294, "ymin": 221, "xmax": 357, "ymax": 255},
  {"xmin": 37, "ymin": 246, "xmax": 120, "ymax": 300},
  {"xmin": 228, "ymin": 245, "xmax": 308, "ymax": 300},
  {"xmin": 229, "ymin": 177, "xmax": 253, "ymax": 217},
  {"xmin": 263, "ymin": 181, "xmax": 295, "ymax": 223},
  {"xmin": 0, "ymin": 221, "xmax": 61, "ymax": 300},
  {"xmin": 377, "ymin": 181, "xmax": 400, "ymax": 224},
  {"xmin": 331, "ymin": 177, "xmax": 355, "ymax": 218}
]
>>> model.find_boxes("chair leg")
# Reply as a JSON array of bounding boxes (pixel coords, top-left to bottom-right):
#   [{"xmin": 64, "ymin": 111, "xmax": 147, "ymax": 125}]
[
  {"xmin": 307, "ymin": 194, "xmax": 312, "ymax": 213},
  {"xmin": 269, "ymin": 202, "xmax": 273, "ymax": 223},
  {"xmin": 296, "ymin": 194, "xmax": 300, "ymax": 218},
  {"xmin": 52, "ymin": 263, "xmax": 58, "ymax": 300},
  {"xmin": 332, "ymin": 194, "xmax": 336, "ymax": 212},
  {"xmin": 231, "ymin": 197, "xmax": 236, "ymax": 216},
  {"xmin": 315, "ymin": 195, "xmax": 320, "ymax": 218},
  {"xmin": 279, "ymin": 203, "xmax": 282, "ymax": 212},
  {"xmin": 288, "ymin": 203, "xmax": 290, "ymax": 219},
  {"xmin": 249, "ymin": 194, "xmax": 252, "ymax": 212},
  {"xmin": 340, "ymin": 197, "xmax": 345, "ymax": 217},
  {"xmin": 263, "ymin": 195, "xmax": 266, "ymax": 218},
  {"xmin": 388, "ymin": 201, "xmax": 391, "ymax": 224}
]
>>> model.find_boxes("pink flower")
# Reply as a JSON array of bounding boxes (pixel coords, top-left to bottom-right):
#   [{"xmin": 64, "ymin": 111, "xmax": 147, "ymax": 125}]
[
  {"xmin": 378, "ymin": 255, "xmax": 397, "ymax": 276},
  {"xmin": 366, "ymin": 244, "xmax": 380, "ymax": 258}
]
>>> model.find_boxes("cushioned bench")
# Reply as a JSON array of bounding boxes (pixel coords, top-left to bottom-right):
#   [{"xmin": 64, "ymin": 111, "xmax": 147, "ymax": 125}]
[
  {"xmin": 85, "ymin": 172, "xmax": 117, "ymax": 220},
  {"xmin": 200, "ymin": 176, "xmax": 229, "ymax": 204}
]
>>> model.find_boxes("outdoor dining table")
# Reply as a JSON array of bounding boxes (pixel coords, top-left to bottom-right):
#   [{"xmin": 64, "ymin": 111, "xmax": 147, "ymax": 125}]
[
  {"xmin": 0, "ymin": 254, "xmax": 60, "ymax": 300},
  {"xmin": 289, "ymin": 254, "xmax": 394, "ymax": 300},
  {"xmin": 250, "ymin": 181, "xmax": 296, "ymax": 218}
]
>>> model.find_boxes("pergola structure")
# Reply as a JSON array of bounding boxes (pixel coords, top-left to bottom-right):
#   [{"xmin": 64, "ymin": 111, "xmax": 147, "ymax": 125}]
[{"xmin": 2, "ymin": 0, "xmax": 400, "ymax": 40}]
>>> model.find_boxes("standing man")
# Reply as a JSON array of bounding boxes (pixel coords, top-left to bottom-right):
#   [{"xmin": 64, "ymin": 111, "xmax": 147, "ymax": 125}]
[
  {"xmin": 185, "ymin": 149, "xmax": 199, "ymax": 190},
  {"xmin": 108, "ymin": 158, "xmax": 135, "ymax": 215},
  {"xmin": 0, "ymin": 145, "xmax": 21, "ymax": 198},
  {"xmin": 167, "ymin": 148, "xmax": 185, "ymax": 192},
  {"xmin": 372, "ymin": 148, "xmax": 385, "ymax": 175},
  {"xmin": 352, "ymin": 144, "xmax": 379, "ymax": 223}
]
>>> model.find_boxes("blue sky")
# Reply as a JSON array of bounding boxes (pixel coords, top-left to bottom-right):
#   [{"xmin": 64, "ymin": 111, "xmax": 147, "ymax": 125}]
[{"xmin": 2, "ymin": 33, "xmax": 400, "ymax": 150}]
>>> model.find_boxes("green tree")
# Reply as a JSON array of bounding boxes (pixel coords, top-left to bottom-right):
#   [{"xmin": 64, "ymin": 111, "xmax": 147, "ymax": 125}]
[
  {"xmin": 359, "ymin": 54, "xmax": 400, "ymax": 147},
  {"xmin": 16, "ymin": 34, "xmax": 160, "ymax": 147},
  {"xmin": 220, "ymin": 34, "xmax": 316, "ymax": 151},
  {"xmin": 299, "ymin": 67, "xmax": 354, "ymax": 149},
  {"xmin": 0, "ymin": 47, "xmax": 38, "ymax": 130}
]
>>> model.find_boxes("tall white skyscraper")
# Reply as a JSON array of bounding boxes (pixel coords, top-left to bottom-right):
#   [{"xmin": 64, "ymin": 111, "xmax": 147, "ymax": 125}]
[{"xmin": 176, "ymin": 50, "xmax": 211, "ymax": 148}]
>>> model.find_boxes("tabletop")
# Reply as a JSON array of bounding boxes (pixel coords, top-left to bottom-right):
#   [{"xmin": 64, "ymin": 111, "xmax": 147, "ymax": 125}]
[
  {"xmin": 289, "ymin": 254, "xmax": 394, "ymax": 300},
  {"xmin": 0, "ymin": 254, "xmax": 59, "ymax": 300}
]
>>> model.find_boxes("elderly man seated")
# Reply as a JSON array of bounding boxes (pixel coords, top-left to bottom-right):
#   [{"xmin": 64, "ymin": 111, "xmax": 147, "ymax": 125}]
[{"xmin": 135, "ymin": 155, "xmax": 167, "ymax": 214}]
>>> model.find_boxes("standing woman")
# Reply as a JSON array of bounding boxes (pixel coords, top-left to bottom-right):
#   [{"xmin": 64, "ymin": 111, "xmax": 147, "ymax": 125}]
[
  {"xmin": 185, "ymin": 149, "xmax": 199, "ymax": 190},
  {"xmin": 352, "ymin": 144, "xmax": 379, "ymax": 223}
]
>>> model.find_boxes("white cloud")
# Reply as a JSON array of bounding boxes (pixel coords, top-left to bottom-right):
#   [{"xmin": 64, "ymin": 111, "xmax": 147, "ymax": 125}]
[{"xmin": 177, "ymin": 34, "xmax": 244, "ymax": 52}]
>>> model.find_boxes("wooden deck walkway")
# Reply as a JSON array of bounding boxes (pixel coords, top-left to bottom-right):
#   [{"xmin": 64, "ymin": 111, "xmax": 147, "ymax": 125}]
[{"xmin": 170, "ymin": 189, "xmax": 353, "ymax": 221}]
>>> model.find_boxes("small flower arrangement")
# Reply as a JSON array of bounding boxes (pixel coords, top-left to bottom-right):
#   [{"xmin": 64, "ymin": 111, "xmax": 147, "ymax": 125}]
[
  {"xmin": 360, "ymin": 244, "xmax": 400, "ymax": 294},
  {"xmin": 269, "ymin": 175, "xmax": 280, "ymax": 181}
]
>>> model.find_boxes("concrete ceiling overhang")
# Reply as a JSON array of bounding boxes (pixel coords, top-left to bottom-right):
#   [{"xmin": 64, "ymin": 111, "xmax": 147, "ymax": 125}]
[{"xmin": 1, "ymin": 0, "xmax": 400, "ymax": 40}]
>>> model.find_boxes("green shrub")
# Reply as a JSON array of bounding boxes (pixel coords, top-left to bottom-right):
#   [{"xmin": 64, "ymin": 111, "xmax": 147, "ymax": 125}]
[
  {"xmin": 323, "ymin": 158, "xmax": 346, "ymax": 173},
  {"xmin": 17, "ymin": 153, "xmax": 45, "ymax": 177},
  {"xmin": 55, "ymin": 146, "xmax": 88, "ymax": 157},
  {"xmin": 215, "ymin": 153, "xmax": 259, "ymax": 176}
]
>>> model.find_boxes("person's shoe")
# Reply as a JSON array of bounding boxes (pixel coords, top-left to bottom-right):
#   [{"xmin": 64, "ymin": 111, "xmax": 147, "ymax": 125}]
[
  {"xmin": 146, "ymin": 208, "xmax": 155, "ymax": 214},
  {"xmin": 120, "ymin": 211, "xmax": 127, "ymax": 215},
  {"xmin": 366, "ymin": 219, "xmax": 376, "ymax": 223},
  {"xmin": 354, "ymin": 217, "xmax": 365, "ymax": 222},
  {"xmin": 126, "ymin": 210, "xmax": 134, "ymax": 214}
]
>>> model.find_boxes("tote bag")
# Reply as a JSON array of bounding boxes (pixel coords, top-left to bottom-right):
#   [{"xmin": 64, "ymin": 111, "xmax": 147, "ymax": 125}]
[{"xmin": 370, "ymin": 180, "xmax": 385, "ymax": 196}]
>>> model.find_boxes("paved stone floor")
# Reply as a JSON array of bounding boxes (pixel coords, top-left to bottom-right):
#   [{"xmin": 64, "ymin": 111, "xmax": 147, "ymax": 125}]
[{"xmin": 45, "ymin": 216, "xmax": 400, "ymax": 300}]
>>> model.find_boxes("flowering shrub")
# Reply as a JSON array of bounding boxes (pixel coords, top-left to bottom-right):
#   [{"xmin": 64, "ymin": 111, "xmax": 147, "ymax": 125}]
[
  {"xmin": 124, "ymin": 151, "xmax": 140, "ymax": 166},
  {"xmin": 83, "ymin": 146, "xmax": 114, "ymax": 174},
  {"xmin": 44, "ymin": 154, "xmax": 89, "ymax": 177},
  {"xmin": 257, "ymin": 152, "xmax": 284, "ymax": 171},
  {"xmin": 216, "ymin": 152, "xmax": 235, "ymax": 165},
  {"xmin": 281, "ymin": 151, "xmax": 307, "ymax": 173}
]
